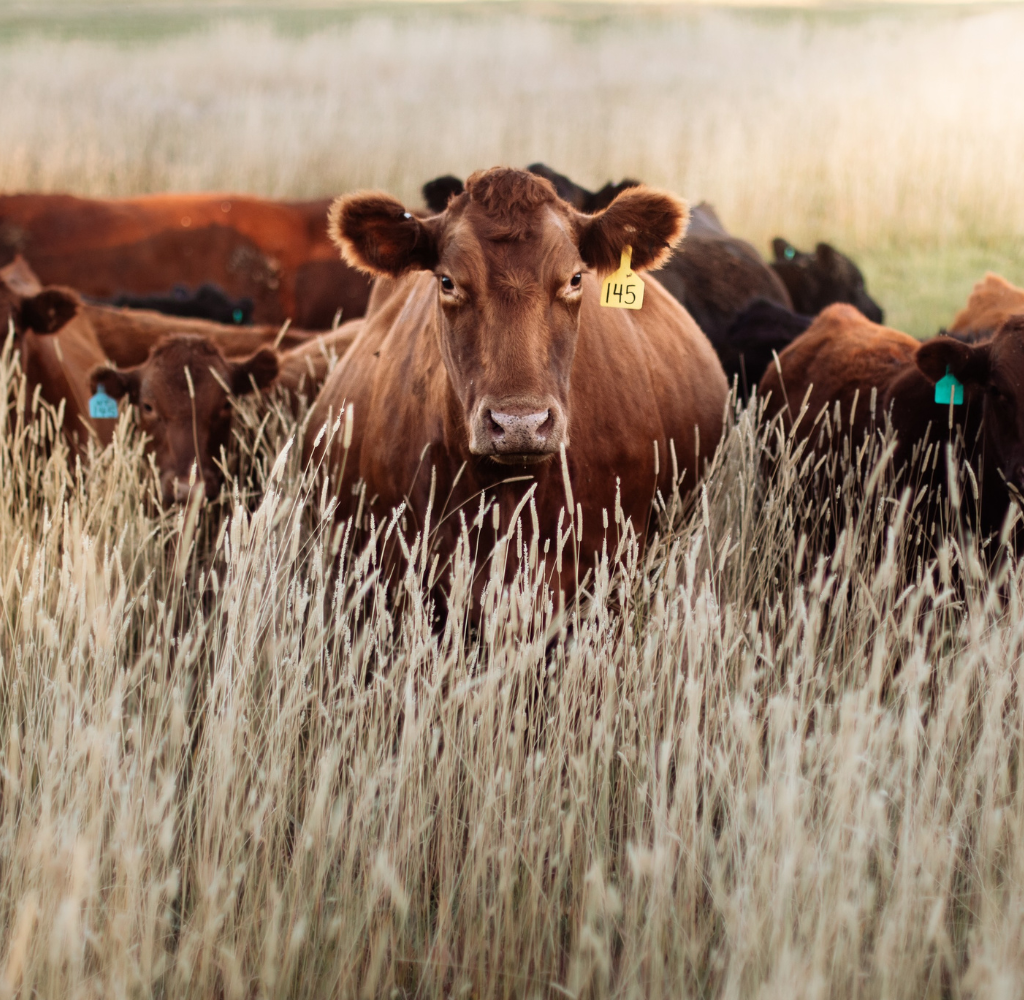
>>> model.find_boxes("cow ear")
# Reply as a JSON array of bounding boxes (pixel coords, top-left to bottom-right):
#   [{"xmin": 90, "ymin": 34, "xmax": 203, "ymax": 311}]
[
  {"xmin": 815, "ymin": 243, "xmax": 840, "ymax": 272},
  {"xmin": 89, "ymin": 365, "xmax": 140, "ymax": 403},
  {"xmin": 19, "ymin": 288, "xmax": 79, "ymax": 334},
  {"xmin": 576, "ymin": 186, "xmax": 689, "ymax": 273},
  {"xmin": 328, "ymin": 192, "xmax": 440, "ymax": 278},
  {"xmin": 916, "ymin": 336, "xmax": 990, "ymax": 386},
  {"xmin": 231, "ymin": 347, "xmax": 279, "ymax": 395},
  {"xmin": 422, "ymin": 175, "xmax": 464, "ymax": 215},
  {"xmin": 772, "ymin": 238, "xmax": 797, "ymax": 262}
]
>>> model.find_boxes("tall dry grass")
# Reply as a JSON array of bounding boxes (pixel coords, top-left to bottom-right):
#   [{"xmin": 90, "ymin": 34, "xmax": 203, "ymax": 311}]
[{"xmin": 3, "ymin": 324, "xmax": 1024, "ymax": 997}]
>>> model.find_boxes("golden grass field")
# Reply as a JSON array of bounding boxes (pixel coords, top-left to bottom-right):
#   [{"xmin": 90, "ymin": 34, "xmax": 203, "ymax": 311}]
[{"xmin": 4, "ymin": 4, "xmax": 1024, "ymax": 998}]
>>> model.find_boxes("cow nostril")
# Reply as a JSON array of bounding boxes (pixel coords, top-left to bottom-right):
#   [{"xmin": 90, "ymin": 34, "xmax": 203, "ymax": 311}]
[{"xmin": 487, "ymin": 411, "xmax": 505, "ymax": 438}]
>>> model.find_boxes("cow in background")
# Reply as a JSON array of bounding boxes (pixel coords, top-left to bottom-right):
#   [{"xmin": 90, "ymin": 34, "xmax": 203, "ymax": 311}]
[
  {"xmin": 770, "ymin": 238, "xmax": 884, "ymax": 323},
  {"xmin": 0, "ymin": 192, "xmax": 372, "ymax": 329},
  {"xmin": 947, "ymin": 272, "xmax": 1024, "ymax": 340},
  {"xmin": 759, "ymin": 303, "xmax": 1024, "ymax": 535},
  {"xmin": 4, "ymin": 257, "xmax": 330, "ymax": 502}
]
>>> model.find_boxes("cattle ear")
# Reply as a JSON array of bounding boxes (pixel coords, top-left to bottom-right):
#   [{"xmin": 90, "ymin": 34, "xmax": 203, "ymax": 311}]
[
  {"xmin": 815, "ymin": 243, "xmax": 841, "ymax": 272},
  {"xmin": 89, "ymin": 365, "xmax": 140, "ymax": 403},
  {"xmin": 231, "ymin": 348, "xmax": 279, "ymax": 395},
  {"xmin": 577, "ymin": 186, "xmax": 688, "ymax": 273},
  {"xmin": 422, "ymin": 175, "xmax": 464, "ymax": 215},
  {"xmin": 916, "ymin": 337, "xmax": 990, "ymax": 386},
  {"xmin": 19, "ymin": 288, "xmax": 79, "ymax": 334},
  {"xmin": 772, "ymin": 238, "xmax": 797, "ymax": 262},
  {"xmin": 328, "ymin": 193, "xmax": 439, "ymax": 278}
]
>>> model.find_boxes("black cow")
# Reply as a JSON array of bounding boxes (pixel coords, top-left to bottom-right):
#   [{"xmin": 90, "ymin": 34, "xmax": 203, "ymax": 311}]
[
  {"xmin": 107, "ymin": 283, "xmax": 254, "ymax": 325},
  {"xmin": 771, "ymin": 238, "xmax": 884, "ymax": 323}
]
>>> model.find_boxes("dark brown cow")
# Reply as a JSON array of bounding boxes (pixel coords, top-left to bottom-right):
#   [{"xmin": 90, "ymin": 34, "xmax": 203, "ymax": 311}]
[
  {"xmin": 770, "ymin": 238, "xmax": 883, "ymax": 323},
  {"xmin": 653, "ymin": 202, "xmax": 794, "ymax": 390},
  {"xmin": 0, "ymin": 192, "xmax": 372, "ymax": 328},
  {"xmin": 90, "ymin": 336, "xmax": 278, "ymax": 504},
  {"xmin": 305, "ymin": 167, "xmax": 728, "ymax": 596},
  {"xmin": 759, "ymin": 303, "xmax": 1024, "ymax": 532}
]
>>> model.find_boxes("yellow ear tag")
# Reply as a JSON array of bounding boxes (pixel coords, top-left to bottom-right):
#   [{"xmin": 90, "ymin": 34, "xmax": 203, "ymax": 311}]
[{"xmin": 600, "ymin": 246, "xmax": 644, "ymax": 310}]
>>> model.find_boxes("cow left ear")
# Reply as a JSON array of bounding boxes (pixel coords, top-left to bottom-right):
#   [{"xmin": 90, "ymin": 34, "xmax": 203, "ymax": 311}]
[
  {"xmin": 19, "ymin": 288, "xmax": 79, "ymax": 334},
  {"xmin": 328, "ymin": 192, "xmax": 440, "ymax": 278},
  {"xmin": 231, "ymin": 348, "xmax": 279, "ymax": 395},
  {"xmin": 89, "ymin": 365, "xmax": 141, "ymax": 404},
  {"xmin": 916, "ymin": 336, "xmax": 991, "ymax": 386},
  {"xmin": 576, "ymin": 186, "xmax": 689, "ymax": 274}
]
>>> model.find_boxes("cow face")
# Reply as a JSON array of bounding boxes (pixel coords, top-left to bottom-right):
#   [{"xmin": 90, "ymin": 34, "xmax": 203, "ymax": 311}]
[
  {"xmin": 917, "ymin": 319, "xmax": 1024, "ymax": 492},
  {"xmin": 771, "ymin": 238, "xmax": 884, "ymax": 323},
  {"xmin": 89, "ymin": 334, "xmax": 278, "ymax": 505},
  {"xmin": 332, "ymin": 167, "xmax": 686, "ymax": 465}
]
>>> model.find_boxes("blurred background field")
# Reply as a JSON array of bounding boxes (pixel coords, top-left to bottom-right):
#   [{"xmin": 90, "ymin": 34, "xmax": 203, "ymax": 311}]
[{"xmin": 3, "ymin": 2, "xmax": 1024, "ymax": 336}]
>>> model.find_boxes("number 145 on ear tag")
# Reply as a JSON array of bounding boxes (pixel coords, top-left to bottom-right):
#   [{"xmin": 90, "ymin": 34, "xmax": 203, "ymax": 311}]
[{"xmin": 600, "ymin": 246, "xmax": 644, "ymax": 310}]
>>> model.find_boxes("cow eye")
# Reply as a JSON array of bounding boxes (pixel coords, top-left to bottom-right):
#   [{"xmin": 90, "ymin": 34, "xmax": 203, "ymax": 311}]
[
  {"xmin": 570, "ymin": 273, "xmax": 582, "ymax": 288},
  {"xmin": 440, "ymin": 276, "xmax": 455, "ymax": 292},
  {"xmin": 141, "ymin": 401, "xmax": 155, "ymax": 416}
]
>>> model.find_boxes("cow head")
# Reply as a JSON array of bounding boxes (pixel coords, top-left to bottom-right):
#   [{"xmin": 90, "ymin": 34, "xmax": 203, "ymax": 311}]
[
  {"xmin": 916, "ymin": 319, "xmax": 1024, "ymax": 493},
  {"xmin": 771, "ymin": 238, "xmax": 884, "ymax": 323},
  {"xmin": 89, "ymin": 334, "xmax": 278, "ymax": 505},
  {"xmin": 333, "ymin": 167, "xmax": 686, "ymax": 465}
]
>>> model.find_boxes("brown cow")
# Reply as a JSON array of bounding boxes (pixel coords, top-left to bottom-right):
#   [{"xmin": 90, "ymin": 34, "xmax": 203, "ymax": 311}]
[
  {"xmin": 759, "ymin": 303, "xmax": 1024, "ymax": 533},
  {"xmin": 305, "ymin": 167, "xmax": 728, "ymax": 596},
  {"xmin": 3, "ymin": 258, "xmax": 324, "ymax": 502},
  {"xmin": 274, "ymin": 322, "xmax": 361, "ymax": 404},
  {"xmin": 948, "ymin": 272, "xmax": 1024, "ymax": 340},
  {"xmin": 0, "ymin": 192, "xmax": 372, "ymax": 329},
  {"xmin": 89, "ymin": 336, "xmax": 278, "ymax": 504}
]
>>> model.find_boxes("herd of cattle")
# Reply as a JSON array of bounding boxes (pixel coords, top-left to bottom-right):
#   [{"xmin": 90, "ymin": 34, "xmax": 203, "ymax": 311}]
[{"xmin": 4, "ymin": 163, "xmax": 1022, "ymax": 591}]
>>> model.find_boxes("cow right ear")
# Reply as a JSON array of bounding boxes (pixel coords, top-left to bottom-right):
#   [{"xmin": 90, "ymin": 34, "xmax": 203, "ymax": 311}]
[
  {"xmin": 89, "ymin": 365, "xmax": 141, "ymax": 404},
  {"xmin": 328, "ymin": 193, "xmax": 440, "ymax": 278},
  {"xmin": 915, "ymin": 336, "xmax": 991, "ymax": 386},
  {"xmin": 576, "ymin": 186, "xmax": 689, "ymax": 274},
  {"xmin": 19, "ymin": 289, "xmax": 79, "ymax": 334}
]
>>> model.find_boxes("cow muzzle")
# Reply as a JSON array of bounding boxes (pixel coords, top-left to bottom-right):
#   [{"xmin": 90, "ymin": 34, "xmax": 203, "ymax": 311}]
[
  {"xmin": 469, "ymin": 397, "xmax": 567, "ymax": 463},
  {"xmin": 165, "ymin": 468, "xmax": 220, "ymax": 506}
]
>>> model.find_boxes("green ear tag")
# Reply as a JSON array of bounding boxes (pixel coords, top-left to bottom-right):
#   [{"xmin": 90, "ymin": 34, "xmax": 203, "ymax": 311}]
[
  {"xmin": 934, "ymin": 366, "xmax": 963, "ymax": 406},
  {"xmin": 89, "ymin": 385, "xmax": 119, "ymax": 419}
]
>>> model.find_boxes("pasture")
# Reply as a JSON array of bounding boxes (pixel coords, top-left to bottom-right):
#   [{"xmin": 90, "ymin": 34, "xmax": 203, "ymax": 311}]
[{"xmin": 3, "ymin": 3, "xmax": 1024, "ymax": 997}]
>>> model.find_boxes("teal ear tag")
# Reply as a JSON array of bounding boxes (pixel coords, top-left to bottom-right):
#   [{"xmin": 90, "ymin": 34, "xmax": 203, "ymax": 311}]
[
  {"xmin": 934, "ymin": 366, "xmax": 963, "ymax": 406},
  {"xmin": 89, "ymin": 385, "xmax": 119, "ymax": 419}
]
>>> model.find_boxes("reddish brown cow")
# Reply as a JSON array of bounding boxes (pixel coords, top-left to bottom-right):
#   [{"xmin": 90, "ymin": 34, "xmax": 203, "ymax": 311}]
[
  {"xmin": 759, "ymin": 303, "xmax": 1024, "ymax": 532},
  {"xmin": 304, "ymin": 167, "xmax": 728, "ymax": 595},
  {"xmin": 89, "ymin": 336, "xmax": 278, "ymax": 504},
  {"xmin": 275, "ymin": 322, "xmax": 361, "ymax": 404},
  {"xmin": 0, "ymin": 192, "xmax": 372, "ymax": 328},
  {"xmin": 2, "ymin": 258, "xmax": 320, "ymax": 502},
  {"xmin": 948, "ymin": 273, "xmax": 1024, "ymax": 340},
  {"xmin": 4, "ymin": 256, "xmax": 318, "ymax": 455}
]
